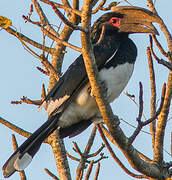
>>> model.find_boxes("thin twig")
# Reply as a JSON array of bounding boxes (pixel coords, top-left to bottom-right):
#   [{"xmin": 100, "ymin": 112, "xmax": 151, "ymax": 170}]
[
  {"xmin": 41, "ymin": 26, "xmax": 82, "ymax": 52},
  {"xmin": 95, "ymin": 25, "xmax": 105, "ymax": 45},
  {"xmin": 22, "ymin": 15, "xmax": 41, "ymax": 26},
  {"xmin": 94, "ymin": 162, "xmax": 100, "ymax": 180},
  {"xmin": 136, "ymin": 82, "xmax": 144, "ymax": 124},
  {"xmin": 32, "ymin": 0, "xmax": 58, "ymax": 37},
  {"xmin": 0, "ymin": 117, "xmax": 49, "ymax": 143},
  {"xmin": 50, "ymin": 2, "xmax": 87, "ymax": 32},
  {"xmin": 76, "ymin": 126, "xmax": 97, "ymax": 180},
  {"xmin": 39, "ymin": 54, "xmax": 60, "ymax": 81},
  {"xmin": 150, "ymin": 35, "xmax": 172, "ymax": 70},
  {"xmin": 100, "ymin": 125, "xmax": 152, "ymax": 163},
  {"xmin": 88, "ymin": 144, "xmax": 105, "ymax": 158},
  {"xmin": 120, "ymin": 118, "xmax": 151, "ymax": 135},
  {"xmin": 125, "ymin": 91, "xmax": 146, "ymax": 120},
  {"xmin": 92, "ymin": 0, "xmax": 106, "ymax": 14},
  {"xmin": 0, "ymin": 117, "xmax": 31, "ymax": 138},
  {"xmin": 44, "ymin": 168, "xmax": 59, "ymax": 180},
  {"xmin": 142, "ymin": 83, "xmax": 166, "ymax": 126},
  {"xmin": 40, "ymin": 0, "xmax": 81, "ymax": 16},
  {"xmin": 85, "ymin": 161, "xmax": 94, "ymax": 180},
  {"xmin": 11, "ymin": 96, "xmax": 42, "ymax": 106},
  {"xmin": 129, "ymin": 84, "xmax": 166, "ymax": 144},
  {"xmin": 66, "ymin": 152, "xmax": 80, "ymax": 162},
  {"xmin": 4, "ymin": 27, "xmax": 53, "ymax": 53},
  {"xmin": 152, "ymin": 35, "xmax": 168, "ymax": 57}
]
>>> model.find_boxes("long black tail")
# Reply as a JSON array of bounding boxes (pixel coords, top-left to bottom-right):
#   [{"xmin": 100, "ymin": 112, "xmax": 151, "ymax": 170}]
[{"xmin": 2, "ymin": 114, "xmax": 59, "ymax": 178}]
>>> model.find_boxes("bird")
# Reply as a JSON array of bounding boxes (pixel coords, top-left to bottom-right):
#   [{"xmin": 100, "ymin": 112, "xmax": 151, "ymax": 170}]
[{"xmin": 2, "ymin": 6, "xmax": 160, "ymax": 178}]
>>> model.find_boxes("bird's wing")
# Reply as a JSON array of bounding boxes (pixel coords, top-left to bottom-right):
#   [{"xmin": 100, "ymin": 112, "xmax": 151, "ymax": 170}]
[{"xmin": 40, "ymin": 42, "xmax": 121, "ymax": 115}]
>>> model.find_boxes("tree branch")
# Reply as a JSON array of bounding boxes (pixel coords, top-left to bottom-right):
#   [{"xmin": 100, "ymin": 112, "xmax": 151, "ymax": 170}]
[
  {"xmin": 149, "ymin": 36, "xmax": 172, "ymax": 70},
  {"xmin": 147, "ymin": 1, "xmax": 172, "ymax": 166},
  {"xmin": 100, "ymin": 125, "xmax": 152, "ymax": 163},
  {"xmin": 85, "ymin": 161, "xmax": 94, "ymax": 180},
  {"xmin": 76, "ymin": 126, "xmax": 97, "ymax": 180},
  {"xmin": 40, "ymin": 0, "xmax": 81, "ymax": 16},
  {"xmin": 32, "ymin": 0, "xmax": 58, "ymax": 37},
  {"xmin": 44, "ymin": 168, "xmax": 60, "ymax": 180},
  {"xmin": 4, "ymin": 27, "xmax": 53, "ymax": 53},
  {"xmin": 94, "ymin": 162, "xmax": 100, "ymax": 180},
  {"xmin": 96, "ymin": 125, "xmax": 147, "ymax": 179},
  {"xmin": 47, "ymin": 131, "xmax": 72, "ymax": 180},
  {"xmin": 50, "ymin": 2, "xmax": 87, "ymax": 32},
  {"xmin": 0, "ymin": 116, "xmax": 31, "ymax": 139},
  {"xmin": 129, "ymin": 83, "xmax": 166, "ymax": 144},
  {"xmin": 147, "ymin": 46, "xmax": 156, "ymax": 145},
  {"xmin": 41, "ymin": 26, "xmax": 82, "ymax": 52}
]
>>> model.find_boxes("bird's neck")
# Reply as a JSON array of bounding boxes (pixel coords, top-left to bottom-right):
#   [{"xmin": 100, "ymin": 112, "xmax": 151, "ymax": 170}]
[{"xmin": 94, "ymin": 32, "xmax": 129, "ymax": 49}]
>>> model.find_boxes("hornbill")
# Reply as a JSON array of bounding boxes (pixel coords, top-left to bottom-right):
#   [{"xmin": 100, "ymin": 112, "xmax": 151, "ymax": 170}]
[{"xmin": 2, "ymin": 6, "xmax": 160, "ymax": 178}]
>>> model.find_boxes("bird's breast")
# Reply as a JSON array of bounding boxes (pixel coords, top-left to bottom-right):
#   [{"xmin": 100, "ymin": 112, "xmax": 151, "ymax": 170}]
[
  {"xmin": 51, "ymin": 62, "xmax": 134, "ymax": 128},
  {"xmin": 99, "ymin": 62, "xmax": 134, "ymax": 102}
]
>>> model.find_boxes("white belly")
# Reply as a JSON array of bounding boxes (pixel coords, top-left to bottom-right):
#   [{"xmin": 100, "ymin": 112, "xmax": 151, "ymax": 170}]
[
  {"xmin": 52, "ymin": 63, "xmax": 134, "ymax": 127},
  {"xmin": 99, "ymin": 62, "xmax": 134, "ymax": 102}
]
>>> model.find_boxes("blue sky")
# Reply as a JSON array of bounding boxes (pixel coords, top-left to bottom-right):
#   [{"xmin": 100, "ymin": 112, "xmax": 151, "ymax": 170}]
[{"xmin": 0, "ymin": 0, "xmax": 172, "ymax": 179}]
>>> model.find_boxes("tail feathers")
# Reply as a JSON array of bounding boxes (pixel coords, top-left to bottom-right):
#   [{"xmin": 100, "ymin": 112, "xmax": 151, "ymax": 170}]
[
  {"xmin": 2, "ymin": 114, "xmax": 59, "ymax": 178},
  {"xmin": 59, "ymin": 119, "xmax": 92, "ymax": 138},
  {"xmin": 2, "ymin": 151, "xmax": 32, "ymax": 178}
]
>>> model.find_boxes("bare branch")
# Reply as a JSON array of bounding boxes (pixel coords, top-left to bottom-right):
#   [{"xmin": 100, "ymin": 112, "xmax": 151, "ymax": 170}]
[
  {"xmin": 147, "ymin": 46, "xmax": 156, "ymax": 144},
  {"xmin": 50, "ymin": 2, "xmax": 87, "ymax": 32},
  {"xmin": 125, "ymin": 91, "xmax": 146, "ymax": 120},
  {"xmin": 96, "ymin": 124, "xmax": 147, "ymax": 179},
  {"xmin": 81, "ymin": 0, "xmax": 119, "ymax": 138},
  {"xmin": 0, "ymin": 116, "xmax": 31, "ymax": 139},
  {"xmin": 85, "ymin": 161, "xmax": 94, "ymax": 180},
  {"xmin": 32, "ymin": 0, "xmax": 58, "ymax": 37},
  {"xmin": 44, "ymin": 168, "xmax": 59, "ymax": 180},
  {"xmin": 152, "ymin": 35, "xmax": 168, "ymax": 57},
  {"xmin": 147, "ymin": 0, "xmax": 158, "ymax": 14},
  {"xmin": 88, "ymin": 143, "xmax": 105, "ymax": 158},
  {"xmin": 11, "ymin": 96, "xmax": 42, "ymax": 106},
  {"xmin": 39, "ymin": 55, "xmax": 61, "ymax": 81},
  {"xmin": 47, "ymin": 131, "xmax": 72, "ymax": 180},
  {"xmin": 142, "ymin": 83, "xmax": 166, "ymax": 126},
  {"xmin": 76, "ymin": 126, "xmax": 97, "ymax": 179},
  {"xmin": 92, "ymin": 0, "xmax": 106, "ymax": 14},
  {"xmin": 129, "ymin": 83, "xmax": 166, "ymax": 144},
  {"xmin": 4, "ymin": 27, "xmax": 53, "ymax": 53},
  {"xmin": 66, "ymin": 152, "xmax": 80, "ymax": 162},
  {"xmin": 40, "ymin": 0, "xmax": 81, "ymax": 16},
  {"xmin": 100, "ymin": 125, "xmax": 152, "ymax": 163},
  {"xmin": 136, "ymin": 82, "xmax": 144, "ymax": 124},
  {"xmin": 41, "ymin": 26, "xmax": 82, "ymax": 52},
  {"xmin": 149, "ymin": 36, "xmax": 172, "ymax": 70},
  {"xmin": 94, "ymin": 162, "xmax": 100, "ymax": 180}
]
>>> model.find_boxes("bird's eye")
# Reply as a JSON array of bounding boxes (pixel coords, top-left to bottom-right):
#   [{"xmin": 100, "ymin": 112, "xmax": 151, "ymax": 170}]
[
  {"xmin": 111, "ymin": 19, "xmax": 117, "ymax": 23},
  {"xmin": 109, "ymin": 17, "xmax": 120, "ymax": 28}
]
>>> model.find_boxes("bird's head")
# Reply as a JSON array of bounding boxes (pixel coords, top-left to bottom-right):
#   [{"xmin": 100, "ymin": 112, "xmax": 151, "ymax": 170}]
[{"xmin": 91, "ymin": 6, "xmax": 161, "ymax": 42}]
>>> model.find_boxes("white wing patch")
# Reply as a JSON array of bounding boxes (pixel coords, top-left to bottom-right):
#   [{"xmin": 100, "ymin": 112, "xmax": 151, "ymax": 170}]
[{"xmin": 46, "ymin": 95, "xmax": 70, "ymax": 116}]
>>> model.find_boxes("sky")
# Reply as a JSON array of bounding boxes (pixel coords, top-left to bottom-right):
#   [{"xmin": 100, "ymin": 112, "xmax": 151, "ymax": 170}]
[{"xmin": 0, "ymin": 0, "xmax": 172, "ymax": 180}]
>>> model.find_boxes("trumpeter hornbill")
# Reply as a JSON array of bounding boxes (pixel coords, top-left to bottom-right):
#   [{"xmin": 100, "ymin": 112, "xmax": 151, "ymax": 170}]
[{"xmin": 3, "ymin": 6, "xmax": 160, "ymax": 178}]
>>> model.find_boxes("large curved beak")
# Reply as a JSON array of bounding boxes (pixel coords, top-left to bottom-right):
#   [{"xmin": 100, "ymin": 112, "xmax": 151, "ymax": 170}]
[{"xmin": 112, "ymin": 6, "xmax": 161, "ymax": 35}]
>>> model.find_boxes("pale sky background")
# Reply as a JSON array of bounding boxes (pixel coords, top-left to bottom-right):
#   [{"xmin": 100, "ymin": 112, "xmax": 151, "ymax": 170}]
[{"xmin": 0, "ymin": 0, "xmax": 172, "ymax": 180}]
